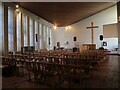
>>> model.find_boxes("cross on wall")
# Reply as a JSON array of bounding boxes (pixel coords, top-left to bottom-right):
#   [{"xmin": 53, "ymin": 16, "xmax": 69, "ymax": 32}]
[{"xmin": 86, "ymin": 22, "xmax": 99, "ymax": 44}]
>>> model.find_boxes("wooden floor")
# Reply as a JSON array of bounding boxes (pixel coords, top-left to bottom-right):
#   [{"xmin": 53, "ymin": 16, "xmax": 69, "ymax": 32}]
[{"xmin": 1, "ymin": 55, "xmax": 119, "ymax": 89}]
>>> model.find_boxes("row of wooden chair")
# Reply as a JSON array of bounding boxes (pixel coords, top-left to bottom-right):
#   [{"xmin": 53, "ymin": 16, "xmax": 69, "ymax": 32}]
[
  {"xmin": 2, "ymin": 49, "xmax": 108, "ymax": 88},
  {"xmin": 25, "ymin": 61, "xmax": 88, "ymax": 88}
]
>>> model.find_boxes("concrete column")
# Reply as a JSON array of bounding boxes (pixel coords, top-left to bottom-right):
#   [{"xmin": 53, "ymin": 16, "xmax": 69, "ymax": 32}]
[
  {"xmin": 117, "ymin": 2, "xmax": 120, "ymax": 54},
  {"xmin": 4, "ymin": 4, "xmax": 8, "ymax": 56}
]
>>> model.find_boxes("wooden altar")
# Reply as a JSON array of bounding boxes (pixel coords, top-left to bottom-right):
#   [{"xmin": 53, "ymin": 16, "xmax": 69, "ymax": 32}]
[{"xmin": 80, "ymin": 44, "xmax": 96, "ymax": 52}]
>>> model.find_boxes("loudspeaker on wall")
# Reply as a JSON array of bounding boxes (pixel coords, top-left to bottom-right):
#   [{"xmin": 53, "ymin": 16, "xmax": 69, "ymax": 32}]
[
  {"xmin": 48, "ymin": 37, "xmax": 50, "ymax": 45},
  {"xmin": 100, "ymin": 35, "xmax": 103, "ymax": 41},
  {"xmin": 73, "ymin": 37, "xmax": 77, "ymax": 41},
  {"xmin": 36, "ymin": 34, "xmax": 38, "ymax": 42}
]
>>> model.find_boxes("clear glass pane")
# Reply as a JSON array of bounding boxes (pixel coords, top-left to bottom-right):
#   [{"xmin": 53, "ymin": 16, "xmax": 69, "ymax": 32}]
[
  {"xmin": 39, "ymin": 23, "xmax": 42, "ymax": 49},
  {"xmin": 35, "ymin": 20, "xmax": 38, "ymax": 50},
  {"xmin": 46, "ymin": 26, "xmax": 50, "ymax": 50},
  {"xmin": 24, "ymin": 15, "xmax": 27, "ymax": 46},
  {"xmin": 50, "ymin": 28, "xmax": 53, "ymax": 50},
  {"xmin": 30, "ymin": 17, "xmax": 33, "ymax": 46},
  {"xmin": 43, "ymin": 25, "xmax": 46, "ymax": 49},
  {"xmin": 8, "ymin": 7, "xmax": 13, "ymax": 52},
  {"xmin": 17, "ymin": 12, "xmax": 21, "ymax": 51}
]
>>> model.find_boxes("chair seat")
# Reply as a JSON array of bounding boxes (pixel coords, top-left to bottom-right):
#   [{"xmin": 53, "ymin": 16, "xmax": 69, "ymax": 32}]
[{"xmin": 16, "ymin": 64, "xmax": 22, "ymax": 67}]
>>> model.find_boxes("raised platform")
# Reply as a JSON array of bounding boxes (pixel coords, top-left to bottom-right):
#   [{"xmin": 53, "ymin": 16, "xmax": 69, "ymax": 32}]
[{"xmin": 109, "ymin": 51, "xmax": 118, "ymax": 55}]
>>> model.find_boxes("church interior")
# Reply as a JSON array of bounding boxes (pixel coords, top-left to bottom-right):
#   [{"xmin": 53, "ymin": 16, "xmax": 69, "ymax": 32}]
[{"xmin": 0, "ymin": 1, "xmax": 120, "ymax": 89}]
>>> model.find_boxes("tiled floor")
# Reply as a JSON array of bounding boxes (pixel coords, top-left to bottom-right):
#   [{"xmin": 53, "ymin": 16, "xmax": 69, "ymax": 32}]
[{"xmin": 1, "ymin": 55, "xmax": 119, "ymax": 89}]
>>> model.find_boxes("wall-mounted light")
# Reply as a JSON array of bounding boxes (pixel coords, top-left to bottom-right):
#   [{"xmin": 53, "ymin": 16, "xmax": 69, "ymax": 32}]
[
  {"xmin": 65, "ymin": 26, "xmax": 71, "ymax": 30},
  {"xmin": 65, "ymin": 27, "xmax": 68, "ymax": 30},
  {"xmin": 54, "ymin": 25, "xmax": 57, "ymax": 30},
  {"xmin": 16, "ymin": 5, "xmax": 19, "ymax": 8},
  {"xmin": 68, "ymin": 26, "xmax": 71, "ymax": 29}
]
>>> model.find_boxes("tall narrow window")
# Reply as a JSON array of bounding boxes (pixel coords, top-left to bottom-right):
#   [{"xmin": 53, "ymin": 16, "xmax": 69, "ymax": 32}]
[
  {"xmin": 43, "ymin": 24, "xmax": 46, "ymax": 49},
  {"xmin": 46, "ymin": 26, "xmax": 50, "ymax": 50},
  {"xmin": 24, "ymin": 15, "xmax": 27, "ymax": 46},
  {"xmin": 0, "ymin": 2, "xmax": 3, "ymax": 55},
  {"xmin": 8, "ymin": 7, "xmax": 13, "ymax": 52},
  {"xmin": 16, "ymin": 12, "xmax": 21, "ymax": 51},
  {"xmin": 35, "ymin": 20, "xmax": 38, "ymax": 50},
  {"xmin": 30, "ymin": 17, "xmax": 33, "ymax": 46},
  {"xmin": 39, "ymin": 23, "xmax": 42, "ymax": 49},
  {"xmin": 50, "ymin": 28, "xmax": 53, "ymax": 50}
]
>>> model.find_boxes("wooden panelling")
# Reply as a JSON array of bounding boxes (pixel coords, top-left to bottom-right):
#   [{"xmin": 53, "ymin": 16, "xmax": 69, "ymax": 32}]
[{"xmin": 16, "ymin": 2, "xmax": 115, "ymax": 26}]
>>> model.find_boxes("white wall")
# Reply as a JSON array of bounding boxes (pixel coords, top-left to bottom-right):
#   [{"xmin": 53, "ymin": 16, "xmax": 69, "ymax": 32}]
[
  {"xmin": 103, "ymin": 38, "xmax": 118, "ymax": 50},
  {"xmin": 54, "ymin": 5, "xmax": 117, "ymax": 49},
  {"xmin": 54, "ymin": 27, "xmax": 80, "ymax": 49}
]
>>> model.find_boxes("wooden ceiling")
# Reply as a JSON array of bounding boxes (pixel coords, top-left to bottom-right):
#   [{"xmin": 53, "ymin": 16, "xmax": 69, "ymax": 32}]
[{"xmin": 17, "ymin": 2, "xmax": 115, "ymax": 26}]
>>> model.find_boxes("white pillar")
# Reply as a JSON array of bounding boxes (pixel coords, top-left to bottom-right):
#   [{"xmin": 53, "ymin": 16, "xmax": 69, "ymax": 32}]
[{"xmin": 117, "ymin": 2, "xmax": 120, "ymax": 54}]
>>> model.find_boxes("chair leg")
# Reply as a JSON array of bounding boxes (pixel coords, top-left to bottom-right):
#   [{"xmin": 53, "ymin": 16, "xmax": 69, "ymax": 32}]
[
  {"xmin": 28, "ymin": 71, "xmax": 31, "ymax": 81},
  {"xmin": 68, "ymin": 77, "xmax": 71, "ymax": 88}
]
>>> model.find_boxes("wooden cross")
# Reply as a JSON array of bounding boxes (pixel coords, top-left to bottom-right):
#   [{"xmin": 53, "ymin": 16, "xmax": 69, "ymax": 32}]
[{"xmin": 86, "ymin": 22, "xmax": 98, "ymax": 44}]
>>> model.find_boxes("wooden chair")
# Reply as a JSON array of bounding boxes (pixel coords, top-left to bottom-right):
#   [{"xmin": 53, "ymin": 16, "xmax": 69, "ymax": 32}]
[
  {"xmin": 43, "ymin": 62, "xmax": 55, "ymax": 87},
  {"xmin": 15, "ymin": 58, "xmax": 25, "ymax": 76},
  {"xmin": 25, "ymin": 61, "xmax": 33, "ymax": 81},
  {"xmin": 67, "ymin": 64, "xmax": 84, "ymax": 88}
]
